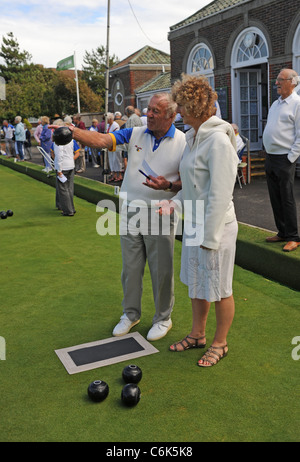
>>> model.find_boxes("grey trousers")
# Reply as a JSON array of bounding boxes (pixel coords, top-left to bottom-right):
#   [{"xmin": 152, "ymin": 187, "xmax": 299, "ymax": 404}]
[
  {"xmin": 5, "ymin": 139, "xmax": 15, "ymax": 157},
  {"xmin": 56, "ymin": 169, "xmax": 75, "ymax": 215},
  {"xmin": 75, "ymin": 149, "xmax": 86, "ymax": 172},
  {"xmin": 90, "ymin": 147, "xmax": 99, "ymax": 166},
  {"xmin": 120, "ymin": 208, "xmax": 176, "ymax": 325}
]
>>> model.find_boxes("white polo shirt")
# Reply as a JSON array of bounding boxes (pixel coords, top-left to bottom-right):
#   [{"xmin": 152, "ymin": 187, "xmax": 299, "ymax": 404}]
[{"xmin": 263, "ymin": 91, "xmax": 300, "ymax": 163}]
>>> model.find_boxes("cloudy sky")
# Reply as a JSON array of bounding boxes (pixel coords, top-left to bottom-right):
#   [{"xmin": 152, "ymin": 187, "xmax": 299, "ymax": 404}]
[{"xmin": 0, "ymin": 0, "xmax": 212, "ymax": 69}]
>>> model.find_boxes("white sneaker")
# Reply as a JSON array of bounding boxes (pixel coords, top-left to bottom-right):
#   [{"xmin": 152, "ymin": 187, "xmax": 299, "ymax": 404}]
[
  {"xmin": 147, "ymin": 319, "xmax": 172, "ymax": 341},
  {"xmin": 112, "ymin": 314, "xmax": 140, "ymax": 337}
]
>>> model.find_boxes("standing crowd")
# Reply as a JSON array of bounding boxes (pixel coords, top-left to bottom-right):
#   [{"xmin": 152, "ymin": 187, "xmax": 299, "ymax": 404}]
[{"xmin": 1, "ymin": 116, "xmax": 32, "ymax": 161}]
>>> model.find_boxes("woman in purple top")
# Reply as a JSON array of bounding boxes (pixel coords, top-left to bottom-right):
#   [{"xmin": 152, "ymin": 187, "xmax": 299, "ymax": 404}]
[{"xmin": 40, "ymin": 116, "xmax": 53, "ymax": 171}]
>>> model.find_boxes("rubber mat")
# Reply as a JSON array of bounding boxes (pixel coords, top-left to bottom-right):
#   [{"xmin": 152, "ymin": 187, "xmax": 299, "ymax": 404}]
[{"xmin": 55, "ymin": 332, "xmax": 159, "ymax": 374}]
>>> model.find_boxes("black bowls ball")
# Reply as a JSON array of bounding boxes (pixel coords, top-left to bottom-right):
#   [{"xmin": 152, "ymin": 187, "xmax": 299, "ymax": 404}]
[
  {"xmin": 121, "ymin": 383, "xmax": 141, "ymax": 407},
  {"xmin": 122, "ymin": 364, "xmax": 142, "ymax": 384},
  {"xmin": 87, "ymin": 380, "xmax": 109, "ymax": 402},
  {"xmin": 6, "ymin": 210, "xmax": 13, "ymax": 217},
  {"xmin": 0, "ymin": 211, "xmax": 7, "ymax": 219},
  {"xmin": 53, "ymin": 127, "xmax": 73, "ymax": 146}
]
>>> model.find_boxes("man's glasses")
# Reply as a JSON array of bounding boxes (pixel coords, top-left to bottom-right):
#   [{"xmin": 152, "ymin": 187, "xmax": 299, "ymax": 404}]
[{"xmin": 276, "ymin": 78, "xmax": 292, "ymax": 82}]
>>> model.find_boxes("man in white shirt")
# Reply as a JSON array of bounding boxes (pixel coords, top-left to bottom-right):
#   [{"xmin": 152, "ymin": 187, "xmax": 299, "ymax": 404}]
[{"xmin": 263, "ymin": 69, "xmax": 300, "ymax": 252}]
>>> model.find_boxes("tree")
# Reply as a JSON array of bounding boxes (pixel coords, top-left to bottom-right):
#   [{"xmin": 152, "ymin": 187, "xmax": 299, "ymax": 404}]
[
  {"xmin": 0, "ymin": 62, "xmax": 59, "ymax": 120},
  {"xmin": 0, "ymin": 33, "xmax": 104, "ymax": 121},
  {"xmin": 0, "ymin": 32, "xmax": 32, "ymax": 82},
  {"xmin": 44, "ymin": 71, "xmax": 103, "ymax": 116},
  {"xmin": 82, "ymin": 46, "xmax": 119, "ymax": 98}
]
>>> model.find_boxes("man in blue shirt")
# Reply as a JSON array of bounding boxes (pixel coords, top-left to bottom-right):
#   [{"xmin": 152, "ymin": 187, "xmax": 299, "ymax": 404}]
[
  {"xmin": 65, "ymin": 93, "xmax": 186, "ymax": 341},
  {"xmin": 112, "ymin": 122, "xmax": 176, "ymax": 151}
]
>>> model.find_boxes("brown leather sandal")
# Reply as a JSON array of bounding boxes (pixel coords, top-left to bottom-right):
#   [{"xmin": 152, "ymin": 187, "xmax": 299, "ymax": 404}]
[
  {"xmin": 169, "ymin": 335, "xmax": 206, "ymax": 352},
  {"xmin": 197, "ymin": 344, "xmax": 228, "ymax": 367}
]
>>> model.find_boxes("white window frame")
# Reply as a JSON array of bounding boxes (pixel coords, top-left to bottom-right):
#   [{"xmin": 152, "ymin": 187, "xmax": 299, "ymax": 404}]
[
  {"xmin": 231, "ymin": 27, "xmax": 269, "ymax": 150},
  {"xmin": 187, "ymin": 43, "xmax": 215, "ymax": 87}
]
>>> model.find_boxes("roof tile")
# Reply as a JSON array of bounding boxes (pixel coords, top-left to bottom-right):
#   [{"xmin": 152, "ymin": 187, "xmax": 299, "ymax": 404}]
[{"xmin": 170, "ymin": 0, "xmax": 247, "ymax": 31}]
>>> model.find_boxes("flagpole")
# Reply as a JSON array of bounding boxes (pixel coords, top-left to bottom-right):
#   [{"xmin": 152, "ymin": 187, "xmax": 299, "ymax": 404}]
[
  {"xmin": 74, "ymin": 51, "xmax": 81, "ymax": 113},
  {"xmin": 103, "ymin": 0, "xmax": 111, "ymax": 184}
]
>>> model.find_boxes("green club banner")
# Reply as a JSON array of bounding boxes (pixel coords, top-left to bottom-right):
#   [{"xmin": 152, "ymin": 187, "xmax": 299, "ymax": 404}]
[{"xmin": 56, "ymin": 55, "xmax": 74, "ymax": 70}]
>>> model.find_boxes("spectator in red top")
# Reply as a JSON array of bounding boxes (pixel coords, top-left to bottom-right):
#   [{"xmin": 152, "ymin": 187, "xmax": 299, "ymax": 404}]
[{"xmin": 73, "ymin": 114, "xmax": 86, "ymax": 131}]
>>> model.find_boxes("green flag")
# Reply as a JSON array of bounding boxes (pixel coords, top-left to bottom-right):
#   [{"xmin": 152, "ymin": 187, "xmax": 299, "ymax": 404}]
[{"xmin": 56, "ymin": 55, "xmax": 75, "ymax": 71}]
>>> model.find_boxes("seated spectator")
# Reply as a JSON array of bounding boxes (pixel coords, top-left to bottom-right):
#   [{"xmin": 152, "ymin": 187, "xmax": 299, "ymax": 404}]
[{"xmin": 231, "ymin": 123, "xmax": 245, "ymax": 160}]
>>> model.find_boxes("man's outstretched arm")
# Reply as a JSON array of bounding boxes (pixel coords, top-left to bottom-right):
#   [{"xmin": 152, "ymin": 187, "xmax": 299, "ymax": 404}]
[
  {"xmin": 49, "ymin": 124, "xmax": 114, "ymax": 150},
  {"xmin": 71, "ymin": 126, "xmax": 113, "ymax": 150}
]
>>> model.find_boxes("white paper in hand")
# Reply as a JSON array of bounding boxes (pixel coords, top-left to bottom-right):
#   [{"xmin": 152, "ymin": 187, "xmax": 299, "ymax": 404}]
[
  {"xmin": 57, "ymin": 174, "xmax": 67, "ymax": 183},
  {"xmin": 142, "ymin": 160, "xmax": 158, "ymax": 178}
]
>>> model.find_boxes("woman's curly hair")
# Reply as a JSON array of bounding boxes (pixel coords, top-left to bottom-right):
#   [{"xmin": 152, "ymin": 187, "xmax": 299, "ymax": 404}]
[{"xmin": 172, "ymin": 74, "xmax": 218, "ymax": 120}]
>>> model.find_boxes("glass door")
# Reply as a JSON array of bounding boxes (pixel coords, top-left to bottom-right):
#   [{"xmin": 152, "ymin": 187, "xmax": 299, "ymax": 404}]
[{"xmin": 238, "ymin": 69, "xmax": 262, "ymax": 150}]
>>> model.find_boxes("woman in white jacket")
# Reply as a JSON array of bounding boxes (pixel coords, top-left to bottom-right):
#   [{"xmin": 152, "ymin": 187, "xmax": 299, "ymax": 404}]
[{"xmin": 159, "ymin": 74, "xmax": 238, "ymax": 367}]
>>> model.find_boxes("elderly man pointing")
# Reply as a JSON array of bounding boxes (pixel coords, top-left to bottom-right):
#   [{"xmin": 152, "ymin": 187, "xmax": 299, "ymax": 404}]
[{"xmin": 67, "ymin": 93, "xmax": 186, "ymax": 340}]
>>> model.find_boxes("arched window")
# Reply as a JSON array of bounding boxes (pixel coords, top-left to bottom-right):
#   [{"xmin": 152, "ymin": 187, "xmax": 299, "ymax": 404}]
[
  {"xmin": 232, "ymin": 28, "xmax": 268, "ymax": 68},
  {"xmin": 187, "ymin": 44, "xmax": 214, "ymax": 87},
  {"xmin": 231, "ymin": 28, "xmax": 269, "ymax": 150}
]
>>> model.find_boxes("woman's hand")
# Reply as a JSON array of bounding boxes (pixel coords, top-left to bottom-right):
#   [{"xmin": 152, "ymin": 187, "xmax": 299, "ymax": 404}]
[{"xmin": 156, "ymin": 200, "xmax": 176, "ymax": 216}]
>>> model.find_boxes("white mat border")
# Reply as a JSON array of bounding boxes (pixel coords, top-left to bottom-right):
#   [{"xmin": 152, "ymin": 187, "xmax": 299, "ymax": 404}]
[{"xmin": 55, "ymin": 332, "xmax": 159, "ymax": 375}]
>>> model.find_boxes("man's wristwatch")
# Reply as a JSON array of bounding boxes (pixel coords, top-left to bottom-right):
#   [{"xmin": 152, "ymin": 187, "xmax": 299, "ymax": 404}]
[{"xmin": 165, "ymin": 182, "xmax": 173, "ymax": 192}]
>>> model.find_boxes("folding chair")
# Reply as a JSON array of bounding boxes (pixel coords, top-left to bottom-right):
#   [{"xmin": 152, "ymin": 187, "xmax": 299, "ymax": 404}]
[
  {"xmin": 37, "ymin": 146, "xmax": 55, "ymax": 175},
  {"xmin": 237, "ymin": 160, "xmax": 247, "ymax": 188}
]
